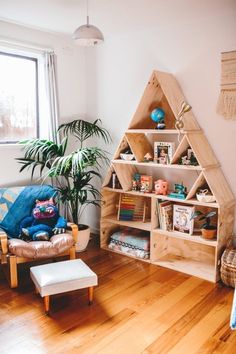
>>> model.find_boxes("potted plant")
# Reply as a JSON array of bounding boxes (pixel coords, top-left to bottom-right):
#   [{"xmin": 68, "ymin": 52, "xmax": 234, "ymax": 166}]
[
  {"xmin": 190, "ymin": 210, "xmax": 217, "ymax": 239},
  {"xmin": 17, "ymin": 118, "xmax": 111, "ymax": 251}
]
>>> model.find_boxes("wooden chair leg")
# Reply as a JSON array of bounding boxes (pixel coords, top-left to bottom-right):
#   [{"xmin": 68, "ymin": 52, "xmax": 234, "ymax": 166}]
[
  {"xmin": 44, "ymin": 295, "xmax": 50, "ymax": 314},
  {"xmin": 88, "ymin": 286, "xmax": 94, "ymax": 305},
  {"xmin": 69, "ymin": 246, "xmax": 76, "ymax": 260},
  {"xmin": 8, "ymin": 255, "xmax": 18, "ymax": 288}
]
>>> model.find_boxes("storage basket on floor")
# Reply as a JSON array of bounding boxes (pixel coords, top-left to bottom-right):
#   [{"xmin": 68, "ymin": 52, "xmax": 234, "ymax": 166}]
[{"xmin": 221, "ymin": 249, "xmax": 236, "ymax": 287}]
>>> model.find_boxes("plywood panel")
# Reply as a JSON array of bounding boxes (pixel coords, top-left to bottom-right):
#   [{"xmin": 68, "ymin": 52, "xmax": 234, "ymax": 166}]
[
  {"xmin": 126, "ymin": 133, "xmax": 153, "ymax": 162},
  {"xmin": 155, "ymin": 71, "xmax": 200, "ymax": 131},
  {"xmin": 186, "ymin": 133, "xmax": 218, "ymax": 168},
  {"xmin": 113, "ymin": 162, "xmax": 137, "ymax": 191},
  {"xmin": 129, "ymin": 72, "xmax": 176, "ymax": 129},
  {"xmin": 204, "ymin": 168, "xmax": 235, "ymax": 206}
]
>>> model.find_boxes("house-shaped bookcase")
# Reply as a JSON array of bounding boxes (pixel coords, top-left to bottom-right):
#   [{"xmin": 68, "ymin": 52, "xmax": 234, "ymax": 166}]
[{"xmin": 100, "ymin": 70, "xmax": 235, "ymax": 282}]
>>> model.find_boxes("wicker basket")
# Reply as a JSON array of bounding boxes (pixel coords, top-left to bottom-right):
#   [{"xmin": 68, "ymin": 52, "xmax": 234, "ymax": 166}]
[{"xmin": 221, "ymin": 249, "xmax": 236, "ymax": 287}]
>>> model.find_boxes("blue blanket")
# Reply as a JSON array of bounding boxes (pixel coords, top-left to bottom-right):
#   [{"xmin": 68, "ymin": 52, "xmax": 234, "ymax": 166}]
[{"xmin": 0, "ymin": 185, "xmax": 56, "ymax": 238}]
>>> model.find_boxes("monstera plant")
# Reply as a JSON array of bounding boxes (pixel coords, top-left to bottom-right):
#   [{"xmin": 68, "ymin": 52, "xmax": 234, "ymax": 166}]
[{"xmin": 17, "ymin": 119, "xmax": 111, "ymax": 251}]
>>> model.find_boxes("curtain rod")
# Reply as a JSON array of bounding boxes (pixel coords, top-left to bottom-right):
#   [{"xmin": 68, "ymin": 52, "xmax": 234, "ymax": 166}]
[{"xmin": 0, "ymin": 38, "xmax": 54, "ymax": 53}]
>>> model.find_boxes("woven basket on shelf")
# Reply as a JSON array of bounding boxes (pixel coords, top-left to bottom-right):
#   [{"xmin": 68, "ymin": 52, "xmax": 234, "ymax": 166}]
[{"xmin": 221, "ymin": 248, "xmax": 236, "ymax": 287}]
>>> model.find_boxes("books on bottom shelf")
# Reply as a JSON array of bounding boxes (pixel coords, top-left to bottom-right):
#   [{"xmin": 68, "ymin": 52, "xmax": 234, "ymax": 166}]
[
  {"xmin": 156, "ymin": 201, "xmax": 195, "ymax": 235},
  {"xmin": 173, "ymin": 204, "xmax": 195, "ymax": 235},
  {"xmin": 157, "ymin": 200, "xmax": 173, "ymax": 231}
]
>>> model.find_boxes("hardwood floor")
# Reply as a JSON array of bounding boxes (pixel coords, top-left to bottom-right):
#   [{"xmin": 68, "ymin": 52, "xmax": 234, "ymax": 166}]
[{"xmin": 0, "ymin": 236, "xmax": 236, "ymax": 354}]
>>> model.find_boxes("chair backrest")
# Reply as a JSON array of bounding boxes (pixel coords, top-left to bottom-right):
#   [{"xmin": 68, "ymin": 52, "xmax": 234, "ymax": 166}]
[{"xmin": 0, "ymin": 185, "xmax": 56, "ymax": 238}]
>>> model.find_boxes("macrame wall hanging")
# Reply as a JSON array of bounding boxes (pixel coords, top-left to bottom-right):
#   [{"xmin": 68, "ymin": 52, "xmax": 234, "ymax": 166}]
[{"xmin": 217, "ymin": 50, "xmax": 236, "ymax": 120}]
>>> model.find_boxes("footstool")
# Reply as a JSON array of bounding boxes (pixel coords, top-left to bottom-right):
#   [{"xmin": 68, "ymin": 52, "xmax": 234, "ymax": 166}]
[{"xmin": 30, "ymin": 259, "xmax": 98, "ymax": 314}]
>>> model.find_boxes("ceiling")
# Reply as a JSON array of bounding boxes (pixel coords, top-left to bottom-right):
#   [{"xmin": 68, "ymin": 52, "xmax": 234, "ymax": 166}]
[{"xmin": 0, "ymin": 0, "xmax": 104, "ymax": 35}]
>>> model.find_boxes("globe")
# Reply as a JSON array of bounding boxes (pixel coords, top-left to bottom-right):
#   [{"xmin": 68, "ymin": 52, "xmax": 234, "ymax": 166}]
[{"xmin": 150, "ymin": 108, "xmax": 165, "ymax": 123}]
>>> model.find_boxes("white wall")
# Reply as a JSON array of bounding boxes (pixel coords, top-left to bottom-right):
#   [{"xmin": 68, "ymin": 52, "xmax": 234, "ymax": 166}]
[
  {"xmin": 86, "ymin": 0, "xmax": 236, "ymax": 231},
  {"xmin": 0, "ymin": 20, "xmax": 86, "ymax": 186}
]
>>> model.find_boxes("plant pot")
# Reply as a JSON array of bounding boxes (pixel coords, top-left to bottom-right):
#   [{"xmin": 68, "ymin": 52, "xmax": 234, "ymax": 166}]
[
  {"xmin": 201, "ymin": 228, "xmax": 217, "ymax": 240},
  {"xmin": 75, "ymin": 224, "xmax": 90, "ymax": 252}
]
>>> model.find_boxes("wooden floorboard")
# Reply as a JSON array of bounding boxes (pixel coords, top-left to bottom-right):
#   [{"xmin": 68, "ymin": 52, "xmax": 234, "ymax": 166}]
[{"xmin": 0, "ymin": 235, "xmax": 236, "ymax": 354}]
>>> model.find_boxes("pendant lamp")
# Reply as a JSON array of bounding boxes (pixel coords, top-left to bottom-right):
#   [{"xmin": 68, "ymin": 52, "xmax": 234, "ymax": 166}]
[{"xmin": 73, "ymin": 0, "xmax": 104, "ymax": 46}]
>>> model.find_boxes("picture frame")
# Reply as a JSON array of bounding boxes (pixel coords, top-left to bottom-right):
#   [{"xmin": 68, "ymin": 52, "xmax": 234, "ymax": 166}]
[{"xmin": 154, "ymin": 142, "xmax": 175, "ymax": 164}]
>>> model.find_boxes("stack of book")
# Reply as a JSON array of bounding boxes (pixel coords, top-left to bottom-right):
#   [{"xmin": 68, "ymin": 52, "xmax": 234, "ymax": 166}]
[{"xmin": 156, "ymin": 200, "xmax": 173, "ymax": 231}]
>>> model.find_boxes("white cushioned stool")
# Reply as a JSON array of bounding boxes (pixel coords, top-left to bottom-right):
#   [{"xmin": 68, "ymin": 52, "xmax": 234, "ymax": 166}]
[{"xmin": 30, "ymin": 259, "xmax": 98, "ymax": 314}]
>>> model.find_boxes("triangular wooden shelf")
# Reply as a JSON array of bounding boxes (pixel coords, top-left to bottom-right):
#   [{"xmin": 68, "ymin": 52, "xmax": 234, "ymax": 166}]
[
  {"xmin": 125, "ymin": 132, "xmax": 153, "ymax": 162},
  {"xmin": 101, "ymin": 70, "xmax": 235, "ymax": 283},
  {"xmin": 186, "ymin": 172, "xmax": 213, "ymax": 200},
  {"xmin": 113, "ymin": 135, "xmax": 134, "ymax": 160}
]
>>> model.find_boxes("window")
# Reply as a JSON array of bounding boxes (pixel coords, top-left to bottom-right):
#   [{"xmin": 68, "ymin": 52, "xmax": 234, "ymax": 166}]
[{"xmin": 0, "ymin": 51, "xmax": 39, "ymax": 143}]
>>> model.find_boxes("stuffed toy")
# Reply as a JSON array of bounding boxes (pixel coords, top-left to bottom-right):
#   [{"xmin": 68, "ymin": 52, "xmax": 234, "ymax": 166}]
[{"xmin": 19, "ymin": 198, "xmax": 67, "ymax": 241}]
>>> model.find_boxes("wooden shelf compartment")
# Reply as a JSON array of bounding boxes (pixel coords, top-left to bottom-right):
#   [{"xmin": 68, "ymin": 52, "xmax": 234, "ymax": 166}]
[
  {"xmin": 150, "ymin": 233, "xmax": 216, "ymax": 282},
  {"xmin": 103, "ymin": 214, "xmax": 151, "ymax": 231},
  {"xmin": 154, "ymin": 254, "xmax": 216, "ymax": 282},
  {"xmin": 128, "ymin": 73, "xmax": 176, "ymax": 130},
  {"xmin": 112, "ymin": 159, "xmax": 202, "ymax": 170},
  {"xmin": 126, "ymin": 129, "xmax": 183, "ymax": 135},
  {"xmin": 152, "ymin": 228, "xmax": 217, "ymax": 247},
  {"xmin": 102, "ymin": 189, "xmax": 152, "ymax": 231},
  {"xmin": 102, "ymin": 187, "xmax": 219, "ymax": 208},
  {"xmin": 100, "ymin": 221, "xmax": 151, "ymax": 262},
  {"xmin": 101, "ymin": 245, "xmax": 151, "ymax": 263}
]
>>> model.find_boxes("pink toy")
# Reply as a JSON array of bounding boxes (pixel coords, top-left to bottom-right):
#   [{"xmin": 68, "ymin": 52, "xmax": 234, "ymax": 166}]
[{"xmin": 154, "ymin": 179, "xmax": 168, "ymax": 195}]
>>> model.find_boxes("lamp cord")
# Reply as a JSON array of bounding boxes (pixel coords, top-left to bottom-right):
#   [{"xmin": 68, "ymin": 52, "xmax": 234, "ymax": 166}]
[{"xmin": 86, "ymin": 0, "xmax": 89, "ymax": 25}]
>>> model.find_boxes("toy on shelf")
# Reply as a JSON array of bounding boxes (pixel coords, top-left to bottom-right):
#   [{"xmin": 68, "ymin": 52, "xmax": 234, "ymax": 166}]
[
  {"xmin": 150, "ymin": 107, "xmax": 165, "ymax": 129},
  {"xmin": 168, "ymin": 183, "xmax": 187, "ymax": 200},
  {"xmin": 179, "ymin": 148, "xmax": 199, "ymax": 166},
  {"xmin": 132, "ymin": 173, "xmax": 142, "ymax": 191},
  {"xmin": 143, "ymin": 152, "xmax": 153, "ymax": 162},
  {"xmin": 120, "ymin": 148, "xmax": 135, "ymax": 161},
  {"xmin": 111, "ymin": 172, "xmax": 122, "ymax": 189},
  {"xmin": 154, "ymin": 179, "xmax": 169, "ymax": 195},
  {"xmin": 196, "ymin": 189, "xmax": 216, "ymax": 203},
  {"xmin": 140, "ymin": 175, "xmax": 153, "ymax": 193},
  {"xmin": 117, "ymin": 194, "xmax": 148, "ymax": 222}
]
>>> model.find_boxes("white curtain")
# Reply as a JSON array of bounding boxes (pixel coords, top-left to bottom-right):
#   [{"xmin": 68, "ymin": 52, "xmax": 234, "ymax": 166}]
[{"xmin": 45, "ymin": 52, "xmax": 60, "ymax": 143}]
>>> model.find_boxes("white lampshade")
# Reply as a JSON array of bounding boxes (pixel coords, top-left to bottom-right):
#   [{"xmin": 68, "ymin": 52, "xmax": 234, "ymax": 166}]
[{"xmin": 73, "ymin": 21, "xmax": 104, "ymax": 46}]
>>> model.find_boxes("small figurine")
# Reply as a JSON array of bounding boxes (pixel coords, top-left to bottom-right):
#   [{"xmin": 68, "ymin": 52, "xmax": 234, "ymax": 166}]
[
  {"xmin": 150, "ymin": 108, "xmax": 166, "ymax": 129},
  {"xmin": 132, "ymin": 173, "xmax": 141, "ymax": 191},
  {"xmin": 140, "ymin": 175, "xmax": 153, "ymax": 193},
  {"xmin": 168, "ymin": 183, "xmax": 187, "ymax": 199},
  {"xmin": 143, "ymin": 152, "xmax": 153, "ymax": 162},
  {"xmin": 154, "ymin": 179, "xmax": 169, "ymax": 195},
  {"xmin": 179, "ymin": 149, "xmax": 198, "ymax": 166}
]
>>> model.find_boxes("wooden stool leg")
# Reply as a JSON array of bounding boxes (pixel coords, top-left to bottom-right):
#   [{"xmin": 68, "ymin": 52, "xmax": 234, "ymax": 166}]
[
  {"xmin": 44, "ymin": 295, "xmax": 50, "ymax": 314},
  {"xmin": 88, "ymin": 286, "xmax": 94, "ymax": 305},
  {"xmin": 9, "ymin": 255, "xmax": 18, "ymax": 288},
  {"xmin": 69, "ymin": 246, "xmax": 76, "ymax": 260}
]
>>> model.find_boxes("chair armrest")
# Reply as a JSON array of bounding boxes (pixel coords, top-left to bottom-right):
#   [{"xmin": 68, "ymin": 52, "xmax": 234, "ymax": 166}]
[
  {"xmin": 67, "ymin": 222, "xmax": 78, "ymax": 243},
  {"xmin": 0, "ymin": 230, "xmax": 8, "ymax": 255}
]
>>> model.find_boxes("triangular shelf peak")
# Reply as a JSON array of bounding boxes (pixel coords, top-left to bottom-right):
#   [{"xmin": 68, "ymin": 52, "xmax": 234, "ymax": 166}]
[
  {"xmin": 204, "ymin": 168, "xmax": 235, "ymax": 207},
  {"xmin": 170, "ymin": 135, "xmax": 200, "ymax": 167},
  {"xmin": 171, "ymin": 132, "xmax": 219, "ymax": 168},
  {"xmin": 102, "ymin": 165, "xmax": 122, "ymax": 190},
  {"xmin": 128, "ymin": 71, "xmax": 200, "ymax": 131},
  {"xmin": 186, "ymin": 172, "xmax": 215, "ymax": 202},
  {"xmin": 113, "ymin": 135, "xmax": 132, "ymax": 160},
  {"xmin": 113, "ymin": 162, "xmax": 137, "ymax": 192}
]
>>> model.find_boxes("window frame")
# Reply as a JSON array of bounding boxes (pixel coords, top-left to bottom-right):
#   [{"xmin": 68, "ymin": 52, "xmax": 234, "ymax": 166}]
[{"xmin": 0, "ymin": 50, "xmax": 40, "ymax": 144}]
